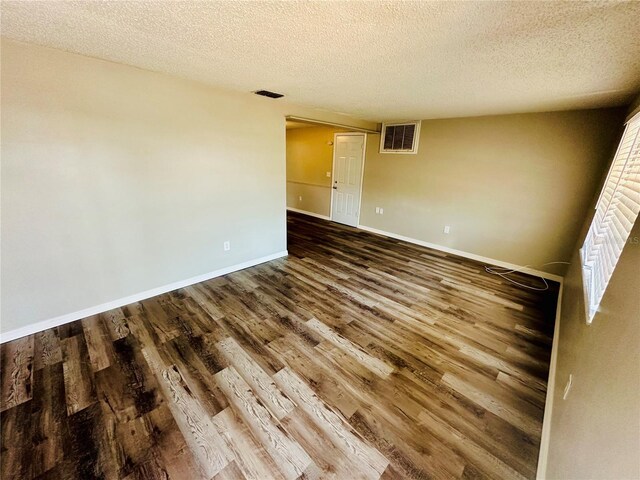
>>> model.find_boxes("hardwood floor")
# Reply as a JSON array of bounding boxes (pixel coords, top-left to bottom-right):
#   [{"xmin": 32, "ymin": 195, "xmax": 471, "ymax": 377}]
[{"xmin": 0, "ymin": 212, "xmax": 559, "ymax": 480}]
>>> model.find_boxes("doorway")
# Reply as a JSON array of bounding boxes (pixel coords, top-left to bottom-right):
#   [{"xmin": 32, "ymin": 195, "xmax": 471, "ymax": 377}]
[
  {"xmin": 285, "ymin": 117, "xmax": 370, "ymax": 227},
  {"xmin": 330, "ymin": 133, "xmax": 366, "ymax": 227}
]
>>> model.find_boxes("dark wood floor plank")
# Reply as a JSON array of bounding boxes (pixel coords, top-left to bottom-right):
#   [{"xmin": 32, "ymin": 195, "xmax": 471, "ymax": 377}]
[
  {"xmin": 30, "ymin": 363, "xmax": 66, "ymax": 477},
  {"xmin": 0, "ymin": 212, "xmax": 558, "ymax": 479}
]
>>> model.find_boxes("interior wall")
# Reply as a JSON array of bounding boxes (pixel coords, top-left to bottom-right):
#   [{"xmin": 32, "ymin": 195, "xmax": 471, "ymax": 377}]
[
  {"xmin": 544, "ymin": 223, "xmax": 640, "ymax": 479},
  {"xmin": 286, "ymin": 125, "xmax": 347, "ymax": 217},
  {"xmin": 360, "ymin": 109, "xmax": 625, "ymax": 275},
  {"xmin": 543, "ymin": 100, "xmax": 640, "ymax": 480},
  {"xmin": 0, "ymin": 40, "xmax": 282, "ymax": 334},
  {"xmin": 0, "ymin": 39, "xmax": 375, "ymax": 336}
]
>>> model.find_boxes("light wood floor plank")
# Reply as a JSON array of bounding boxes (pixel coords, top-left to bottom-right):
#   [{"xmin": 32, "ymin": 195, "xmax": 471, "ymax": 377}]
[
  {"xmin": 144, "ymin": 344, "xmax": 232, "ymax": 478},
  {"xmin": 212, "ymin": 407, "xmax": 285, "ymax": 480},
  {"xmin": 215, "ymin": 366, "xmax": 314, "ymax": 480},
  {"xmin": 274, "ymin": 367, "xmax": 389, "ymax": 479},
  {"xmin": 61, "ymin": 335, "xmax": 95, "ymax": 416},
  {"xmin": 217, "ymin": 337, "xmax": 295, "ymax": 420},
  {"xmin": 306, "ymin": 318, "xmax": 394, "ymax": 379},
  {"xmin": 100, "ymin": 308, "xmax": 130, "ymax": 341},
  {"xmin": 33, "ymin": 329, "xmax": 62, "ymax": 371},
  {"xmin": 442, "ymin": 372, "xmax": 542, "ymax": 438},
  {"xmin": 82, "ymin": 315, "xmax": 116, "ymax": 372},
  {"xmin": 0, "ymin": 336, "xmax": 34, "ymax": 412}
]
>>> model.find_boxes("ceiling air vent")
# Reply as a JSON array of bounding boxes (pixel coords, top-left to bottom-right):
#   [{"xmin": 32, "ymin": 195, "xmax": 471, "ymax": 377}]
[
  {"xmin": 379, "ymin": 121, "xmax": 421, "ymax": 154},
  {"xmin": 254, "ymin": 90, "xmax": 284, "ymax": 99}
]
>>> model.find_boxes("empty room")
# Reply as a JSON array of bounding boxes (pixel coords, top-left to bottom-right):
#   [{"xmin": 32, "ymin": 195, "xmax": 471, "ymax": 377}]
[{"xmin": 1, "ymin": 2, "xmax": 639, "ymax": 479}]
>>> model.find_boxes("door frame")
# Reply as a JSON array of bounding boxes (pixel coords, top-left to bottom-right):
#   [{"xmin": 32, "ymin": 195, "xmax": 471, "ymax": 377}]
[{"xmin": 329, "ymin": 132, "xmax": 367, "ymax": 225}]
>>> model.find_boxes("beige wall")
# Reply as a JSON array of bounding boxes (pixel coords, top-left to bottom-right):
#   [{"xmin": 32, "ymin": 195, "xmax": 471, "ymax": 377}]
[
  {"xmin": 542, "ymin": 100, "xmax": 640, "ymax": 479},
  {"xmin": 360, "ymin": 110, "xmax": 625, "ymax": 275},
  {"xmin": 0, "ymin": 39, "xmax": 374, "ymax": 336},
  {"xmin": 628, "ymin": 92, "xmax": 640, "ymax": 119},
  {"xmin": 286, "ymin": 126, "xmax": 346, "ymax": 217},
  {"xmin": 543, "ymin": 221, "xmax": 640, "ymax": 479}
]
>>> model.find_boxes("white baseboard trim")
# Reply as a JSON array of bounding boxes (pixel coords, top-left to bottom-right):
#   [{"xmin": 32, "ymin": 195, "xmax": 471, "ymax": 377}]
[
  {"xmin": 536, "ymin": 282, "xmax": 564, "ymax": 479},
  {"xmin": 287, "ymin": 207, "xmax": 331, "ymax": 221},
  {"xmin": 357, "ymin": 224, "xmax": 564, "ymax": 283},
  {"xmin": 0, "ymin": 250, "xmax": 288, "ymax": 344}
]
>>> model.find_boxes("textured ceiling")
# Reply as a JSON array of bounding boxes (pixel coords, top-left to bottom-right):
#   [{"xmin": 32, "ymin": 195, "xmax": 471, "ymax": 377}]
[{"xmin": 2, "ymin": 1, "xmax": 639, "ymax": 121}]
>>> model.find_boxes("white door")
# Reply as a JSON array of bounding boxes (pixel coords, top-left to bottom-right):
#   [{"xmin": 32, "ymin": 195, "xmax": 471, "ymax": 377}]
[{"xmin": 331, "ymin": 133, "xmax": 365, "ymax": 227}]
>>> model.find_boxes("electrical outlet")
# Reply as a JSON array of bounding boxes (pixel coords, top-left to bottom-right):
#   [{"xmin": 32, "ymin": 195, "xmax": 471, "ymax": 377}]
[
  {"xmin": 375, "ymin": 207, "xmax": 380, "ymax": 214},
  {"xmin": 379, "ymin": 208, "xmax": 384, "ymax": 215},
  {"xmin": 563, "ymin": 374, "xmax": 573, "ymax": 400},
  {"xmin": 444, "ymin": 225, "xmax": 451, "ymax": 234},
  {"xmin": 298, "ymin": 196, "xmax": 302, "ymax": 202},
  {"xmin": 326, "ymin": 172, "xmax": 331, "ymax": 177},
  {"xmin": 223, "ymin": 241, "xmax": 231, "ymax": 251}
]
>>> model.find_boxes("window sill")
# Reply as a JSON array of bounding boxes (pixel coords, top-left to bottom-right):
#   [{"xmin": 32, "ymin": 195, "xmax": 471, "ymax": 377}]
[{"xmin": 579, "ymin": 248, "xmax": 596, "ymax": 325}]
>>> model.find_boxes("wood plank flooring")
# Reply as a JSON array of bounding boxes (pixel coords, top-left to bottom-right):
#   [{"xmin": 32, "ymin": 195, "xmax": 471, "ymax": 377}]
[{"xmin": 0, "ymin": 212, "xmax": 559, "ymax": 479}]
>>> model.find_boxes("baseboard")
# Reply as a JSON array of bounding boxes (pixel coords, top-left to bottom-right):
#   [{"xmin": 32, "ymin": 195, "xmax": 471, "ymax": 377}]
[
  {"xmin": 536, "ymin": 282, "xmax": 564, "ymax": 479},
  {"xmin": 357, "ymin": 224, "xmax": 564, "ymax": 283},
  {"xmin": 286, "ymin": 207, "xmax": 331, "ymax": 221},
  {"xmin": 0, "ymin": 250, "xmax": 288, "ymax": 344}
]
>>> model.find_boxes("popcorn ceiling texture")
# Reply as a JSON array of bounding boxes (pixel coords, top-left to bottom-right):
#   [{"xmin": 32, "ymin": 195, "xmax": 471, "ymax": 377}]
[{"xmin": 1, "ymin": 0, "xmax": 639, "ymax": 121}]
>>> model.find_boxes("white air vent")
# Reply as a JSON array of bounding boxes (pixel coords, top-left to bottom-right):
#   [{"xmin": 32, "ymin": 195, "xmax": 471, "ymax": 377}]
[{"xmin": 379, "ymin": 121, "xmax": 421, "ymax": 154}]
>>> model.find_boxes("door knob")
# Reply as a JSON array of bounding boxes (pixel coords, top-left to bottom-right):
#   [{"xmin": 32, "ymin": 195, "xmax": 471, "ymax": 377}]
[{"xmin": 332, "ymin": 186, "xmax": 337, "ymax": 189}]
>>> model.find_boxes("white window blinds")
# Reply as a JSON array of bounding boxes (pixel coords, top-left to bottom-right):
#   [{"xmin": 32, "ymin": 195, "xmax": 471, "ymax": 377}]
[{"xmin": 581, "ymin": 112, "xmax": 640, "ymax": 323}]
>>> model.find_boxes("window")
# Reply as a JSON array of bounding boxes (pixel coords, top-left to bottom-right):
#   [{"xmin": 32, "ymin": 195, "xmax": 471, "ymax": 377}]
[
  {"xmin": 581, "ymin": 112, "xmax": 640, "ymax": 323},
  {"xmin": 379, "ymin": 121, "xmax": 421, "ymax": 154}
]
